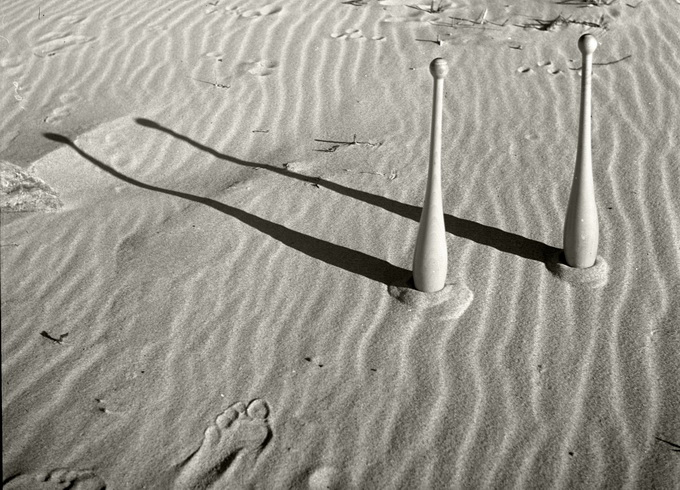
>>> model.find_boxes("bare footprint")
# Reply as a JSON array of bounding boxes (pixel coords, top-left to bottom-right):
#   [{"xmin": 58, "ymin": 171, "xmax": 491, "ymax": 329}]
[
  {"xmin": 0, "ymin": 56, "xmax": 24, "ymax": 69},
  {"xmin": 44, "ymin": 106, "xmax": 72, "ymax": 124},
  {"xmin": 308, "ymin": 466, "xmax": 341, "ymax": 489},
  {"xmin": 537, "ymin": 60, "xmax": 561, "ymax": 75},
  {"xmin": 33, "ymin": 33, "xmax": 95, "ymax": 57},
  {"xmin": 331, "ymin": 28, "xmax": 364, "ymax": 40},
  {"xmin": 59, "ymin": 92, "xmax": 81, "ymax": 104},
  {"xmin": 60, "ymin": 15, "xmax": 87, "ymax": 25},
  {"xmin": 43, "ymin": 92, "xmax": 82, "ymax": 124},
  {"xmin": 3, "ymin": 468, "xmax": 105, "ymax": 490},
  {"xmin": 224, "ymin": 4, "xmax": 282, "ymax": 18},
  {"xmin": 175, "ymin": 399, "xmax": 271, "ymax": 489},
  {"xmin": 237, "ymin": 59, "xmax": 278, "ymax": 77},
  {"xmin": 239, "ymin": 4, "xmax": 282, "ymax": 18}
]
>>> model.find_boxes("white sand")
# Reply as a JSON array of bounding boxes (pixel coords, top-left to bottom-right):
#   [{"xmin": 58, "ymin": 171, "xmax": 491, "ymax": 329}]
[{"xmin": 2, "ymin": 0, "xmax": 680, "ymax": 488}]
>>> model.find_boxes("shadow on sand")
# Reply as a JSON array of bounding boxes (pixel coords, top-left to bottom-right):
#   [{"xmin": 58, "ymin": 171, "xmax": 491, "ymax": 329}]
[
  {"xmin": 42, "ymin": 133, "xmax": 410, "ymax": 286},
  {"xmin": 134, "ymin": 118, "xmax": 560, "ymax": 266}
]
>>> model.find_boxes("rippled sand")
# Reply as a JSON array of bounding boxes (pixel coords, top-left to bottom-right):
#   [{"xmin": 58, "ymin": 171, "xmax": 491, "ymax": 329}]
[{"xmin": 2, "ymin": 0, "xmax": 679, "ymax": 487}]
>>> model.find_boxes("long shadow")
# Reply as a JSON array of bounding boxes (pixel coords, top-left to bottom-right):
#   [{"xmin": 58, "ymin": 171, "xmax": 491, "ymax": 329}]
[
  {"xmin": 42, "ymin": 133, "xmax": 410, "ymax": 286},
  {"xmin": 135, "ymin": 118, "xmax": 560, "ymax": 264}
]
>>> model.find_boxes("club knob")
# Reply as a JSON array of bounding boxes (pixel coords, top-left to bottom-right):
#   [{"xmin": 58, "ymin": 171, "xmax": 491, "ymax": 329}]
[
  {"xmin": 430, "ymin": 58, "xmax": 449, "ymax": 79},
  {"xmin": 578, "ymin": 34, "xmax": 598, "ymax": 55}
]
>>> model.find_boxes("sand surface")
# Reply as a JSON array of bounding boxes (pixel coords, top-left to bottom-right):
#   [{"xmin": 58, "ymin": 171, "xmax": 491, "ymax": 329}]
[{"xmin": 2, "ymin": 0, "xmax": 680, "ymax": 488}]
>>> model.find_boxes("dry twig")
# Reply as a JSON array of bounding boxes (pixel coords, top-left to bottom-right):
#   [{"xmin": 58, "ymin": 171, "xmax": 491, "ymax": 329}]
[
  {"xmin": 40, "ymin": 331, "xmax": 68, "ymax": 345},
  {"xmin": 569, "ymin": 54, "xmax": 632, "ymax": 70},
  {"xmin": 408, "ymin": 0, "xmax": 446, "ymax": 13}
]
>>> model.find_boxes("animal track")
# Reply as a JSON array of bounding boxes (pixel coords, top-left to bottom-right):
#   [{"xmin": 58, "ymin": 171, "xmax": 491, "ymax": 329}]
[
  {"xmin": 33, "ymin": 33, "xmax": 95, "ymax": 57},
  {"xmin": 174, "ymin": 399, "xmax": 272, "ymax": 489},
  {"xmin": 3, "ymin": 468, "xmax": 105, "ymax": 489}
]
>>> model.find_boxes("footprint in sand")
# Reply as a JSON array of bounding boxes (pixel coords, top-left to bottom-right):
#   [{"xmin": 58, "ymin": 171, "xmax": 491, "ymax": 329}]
[
  {"xmin": 33, "ymin": 33, "xmax": 95, "ymax": 57},
  {"xmin": 174, "ymin": 399, "xmax": 272, "ymax": 489},
  {"xmin": 331, "ymin": 29, "xmax": 386, "ymax": 42},
  {"xmin": 59, "ymin": 14, "xmax": 87, "ymax": 25},
  {"xmin": 3, "ymin": 468, "xmax": 105, "ymax": 490},
  {"xmin": 146, "ymin": 23, "xmax": 170, "ymax": 33},
  {"xmin": 237, "ymin": 59, "xmax": 278, "ymax": 77},
  {"xmin": 239, "ymin": 4, "xmax": 282, "ymax": 17},
  {"xmin": 59, "ymin": 92, "xmax": 81, "ymax": 104},
  {"xmin": 537, "ymin": 60, "xmax": 561, "ymax": 75},
  {"xmin": 331, "ymin": 28, "xmax": 364, "ymax": 40},
  {"xmin": 44, "ymin": 107, "xmax": 71, "ymax": 124},
  {"xmin": 0, "ymin": 56, "xmax": 24, "ymax": 72},
  {"xmin": 223, "ymin": 4, "xmax": 282, "ymax": 18},
  {"xmin": 308, "ymin": 466, "xmax": 341, "ymax": 489},
  {"xmin": 44, "ymin": 92, "xmax": 81, "ymax": 124}
]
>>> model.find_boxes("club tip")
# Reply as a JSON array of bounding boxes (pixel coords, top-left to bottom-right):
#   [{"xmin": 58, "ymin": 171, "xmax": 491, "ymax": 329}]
[
  {"xmin": 578, "ymin": 34, "xmax": 597, "ymax": 55},
  {"xmin": 429, "ymin": 58, "xmax": 449, "ymax": 79}
]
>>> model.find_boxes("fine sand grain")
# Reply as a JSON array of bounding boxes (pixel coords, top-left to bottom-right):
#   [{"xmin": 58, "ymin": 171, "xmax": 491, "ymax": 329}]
[{"xmin": 2, "ymin": 0, "xmax": 680, "ymax": 488}]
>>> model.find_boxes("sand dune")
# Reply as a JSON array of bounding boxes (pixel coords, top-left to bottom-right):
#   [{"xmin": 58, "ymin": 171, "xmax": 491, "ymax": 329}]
[{"xmin": 2, "ymin": 0, "xmax": 680, "ymax": 488}]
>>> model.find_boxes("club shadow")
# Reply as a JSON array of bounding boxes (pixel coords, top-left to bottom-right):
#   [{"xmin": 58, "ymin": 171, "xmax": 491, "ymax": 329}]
[
  {"xmin": 135, "ymin": 118, "xmax": 560, "ymax": 265},
  {"xmin": 42, "ymin": 133, "xmax": 410, "ymax": 286}
]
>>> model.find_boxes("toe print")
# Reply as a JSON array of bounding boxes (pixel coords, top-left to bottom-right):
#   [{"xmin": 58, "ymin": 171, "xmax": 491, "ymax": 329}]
[{"xmin": 174, "ymin": 399, "xmax": 272, "ymax": 489}]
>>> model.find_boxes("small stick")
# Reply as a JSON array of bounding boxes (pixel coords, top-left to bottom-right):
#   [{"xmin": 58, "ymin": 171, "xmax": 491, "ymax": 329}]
[
  {"xmin": 413, "ymin": 58, "xmax": 448, "ymax": 292},
  {"xmin": 40, "ymin": 331, "xmax": 68, "ymax": 344},
  {"xmin": 569, "ymin": 54, "xmax": 631, "ymax": 70},
  {"xmin": 563, "ymin": 34, "xmax": 599, "ymax": 268},
  {"xmin": 593, "ymin": 54, "xmax": 631, "ymax": 66},
  {"xmin": 189, "ymin": 77, "xmax": 230, "ymax": 88},
  {"xmin": 655, "ymin": 437, "xmax": 680, "ymax": 452}
]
